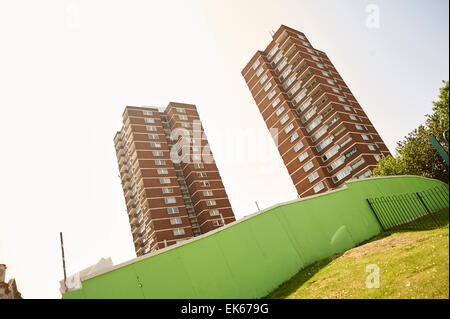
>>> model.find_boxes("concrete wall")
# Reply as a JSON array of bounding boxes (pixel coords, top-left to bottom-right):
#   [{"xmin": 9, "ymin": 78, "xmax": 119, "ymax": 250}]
[{"xmin": 62, "ymin": 176, "xmax": 448, "ymax": 299}]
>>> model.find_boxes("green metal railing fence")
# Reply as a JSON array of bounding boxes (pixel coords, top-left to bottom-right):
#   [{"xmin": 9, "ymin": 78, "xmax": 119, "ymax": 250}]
[{"xmin": 367, "ymin": 185, "xmax": 449, "ymax": 231}]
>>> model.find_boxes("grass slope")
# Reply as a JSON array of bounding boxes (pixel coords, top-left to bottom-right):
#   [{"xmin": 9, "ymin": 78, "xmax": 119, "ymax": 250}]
[{"xmin": 267, "ymin": 217, "xmax": 449, "ymax": 299}]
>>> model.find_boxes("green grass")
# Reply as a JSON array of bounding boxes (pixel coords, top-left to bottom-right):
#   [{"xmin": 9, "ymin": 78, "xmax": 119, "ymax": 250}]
[{"xmin": 266, "ymin": 210, "xmax": 449, "ymax": 299}]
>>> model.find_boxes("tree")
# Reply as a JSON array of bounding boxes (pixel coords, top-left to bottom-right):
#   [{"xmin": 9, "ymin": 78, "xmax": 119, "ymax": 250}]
[{"xmin": 373, "ymin": 80, "xmax": 449, "ymax": 183}]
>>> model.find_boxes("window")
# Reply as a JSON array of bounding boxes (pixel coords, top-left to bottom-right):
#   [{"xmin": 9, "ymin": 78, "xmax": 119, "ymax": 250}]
[
  {"xmin": 150, "ymin": 142, "xmax": 161, "ymax": 148},
  {"xmin": 303, "ymin": 161, "xmax": 314, "ymax": 172},
  {"xmin": 289, "ymin": 82, "xmax": 302, "ymax": 97},
  {"xmin": 173, "ymin": 228, "xmax": 185, "ymax": 236},
  {"xmin": 322, "ymin": 71, "xmax": 329, "ymax": 77},
  {"xmin": 209, "ymin": 209, "xmax": 220, "ymax": 216},
  {"xmin": 340, "ymin": 136, "xmax": 352, "ymax": 147},
  {"xmin": 259, "ymin": 73, "xmax": 268, "ymax": 84},
  {"xmin": 181, "ymin": 123, "xmax": 190, "ymax": 128},
  {"xmin": 280, "ymin": 65, "xmax": 292, "ymax": 81},
  {"xmin": 355, "ymin": 124, "xmax": 363, "ymax": 130},
  {"xmin": 298, "ymin": 151, "xmax": 309, "ymax": 162},
  {"xmin": 308, "ymin": 171, "xmax": 319, "ymax": 183},
  {"xmin": 313, "ymin": 182, "xmax": 325, "ymax": 193},
  {"xmin": 267, "ymin": 45, "xmax": 279, "ymax": 60},
  {"xmin": 284, "ymin": 75, "xmax": 296, "ymax": 88},
  {"xmin": 312, "ymin": 128, "xmax": 329, "ymax": 145},
  {"xmin": 152, "ymin": 151, "xmax": 163, "ymax": 157},
  {"xmin": 312, "ymin": 56, "xmax": 319, "ymax": 62},
  {"xmin": 206, "ymin": 200, "xmax": 216, "ymax": 206},
  {"xmin": 272, "ymin": 97, "xmax": 280, "ymax": 108},
  {"xmin": 280, "ymin": 114, "xmax": 289, "ymax": 125},
  {"xmin": 203, "ymin": 191, "xmax": 213, "ymax": 197},
  {"xmin": 298, "ymin": 34, "xmax": 305, "ymax": 40},
  {"xmin": 333, "ymin": 166, "xmax": 352, "ymax": 183},
  {"xmin": 349, "ymin": 115, "xmax": 357, "ymax": 121},
  {"xmin": 351, "ymin": 158, "xmax": 365, "ymax": 170},
  {"xmin": 148, "ymin": 134, "xmax": 159, "ymax": 140},
  {"xmin": 294, "ymin": 141, "xmax": 304, "ymax": 152},
  {"xmin": 358, "ymin": 170, "xmax": 372, "ymax": 179},
  {"xmin": 167, "ymin": 207, "xmax": 179, "ymax": 214},
  {"xmin": 332, "ymin": 88, "xmax": 340, "ymax": 94},
  {"xmin": 306, "ymin": 116, "xmax": 322, "ymax": 132},
  {"xmin": 302, "ymin": 106, "xmax": 317, "ymax": 122},
  {"xmin": 200, "ymin": 181, "xmax": 210, "ymax": 187},
  {"xmin": 264, "ymin": 82, "xmax": 272, "ymax": 92},
  {"xmin": 170, "ymin": 218, "xmax": 182, "ymax": 225},
  {"xmin": 146, "ymin": 126, "xmax": 157, "ymax": 131},
  {"xmin": 176, "ymin": 108, "xmax": 186, "ymax": 113},
  {"xmin": 273, "ymin": 52, "xmax": 283, "ymax": 65},
  {"xmin": 162, "ymin": 187, "xmax": 173, "ymax": 194},
  {"xmin": 338, "ymin": 97, "xmax": 346, "ymax": 102},
  {"xmin": 276, "ymin": 106, "xmax": 285, "ymax": 116},
  {"xmin": 284, "ymin": 123, "xmax": 294, "ymax": 134},
  {"xmin": 368, "ymin": 145, "xmax": 376, "ymax": 151},
  {"xmin": 276, "ymin": 58, "xmax": 287, "ymax": 72},
  {"xmin": 165, "ymin": 197, "xmax": 176, "ymax": 204},
  {"xmin": 297, "ymin": 97, "xmax": 311, "ymax": 113},
  {"xmin": 329, "ymin": 156, "xmax": 345, "ymax": 171},
  {"xmin": 145, "ymin": 118, "xmax": 155, "ymax": 124},
  {"xmin": 316, "ymin": 63, "xmax": 324, "ymax": 69},
  {"xmin": 290, "ymin": 132, "xmax": 299, "ymax": 143},
  {"xmin": 143, "ymin": 111, "xmax": 153, "ymax": 116},
  {"xmin": 252, "ymin": 60, "xmax": 260, "ymax": 70},
  {"xmin": 197, "ymin": 172, "xmax": 207, "ymax": 178},
  {"xmin": 159, "ymin": 178, "xmax": 171, "ymax": 184},
  {"xmin": 194, "ymin": 163, "xmax": 204, "ymax": 169},
  {"xmin": 307, "ymin": 48, "xmax": 314, "ymax": 54},
  {"xmin": 344, "ymin": 106, "xmax": 351, "ymax": 111},
  {"xmin": 256, "ymin": 66, "xmax": 264, "ymax": 77},
  {"xmin": 157, "ymin": 169, "xmax": 168, "ymax": 175},
  {"xmin": 178, "ymin": 115, "xmax": 188, "ymax": 121},
  {"xmin": 361, "ymin": 134, "xmax": 369, "ymax": 141},
  {"xmin": 155, "ymin": 160, "xmax": 166, "ymax": 165},
  {"xmin": 322, "ymin": 145, "xmax": 340, "ymax": 162},
  {"xmin": 302, "ymin": 41, "xmax": 310, "ymax": 47},
  {"xmin": 268, "ymin": 90, "xmax": 276, "ymax": 100}
]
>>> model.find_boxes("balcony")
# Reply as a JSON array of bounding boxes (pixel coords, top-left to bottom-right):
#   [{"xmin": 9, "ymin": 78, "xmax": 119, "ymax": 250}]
[
  {"xmin": 133, "ymin": 232, "xmax": 141, "ymax": 244},
  {"xmin": 345, "ymin": 146, "xmax": 358, "ymax": 159},
  {"xmin": 119, "ymin": 165, "xmax": 127, "ymax": 174}
]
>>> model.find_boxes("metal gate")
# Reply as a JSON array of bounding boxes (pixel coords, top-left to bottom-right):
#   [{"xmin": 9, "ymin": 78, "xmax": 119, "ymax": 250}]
[{"xmin": 367, "ymin": 185, "xmax": 449, "ymax": 231}]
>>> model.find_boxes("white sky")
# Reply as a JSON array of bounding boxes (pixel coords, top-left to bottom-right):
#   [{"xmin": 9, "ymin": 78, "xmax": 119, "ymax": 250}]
[{"xmin": 0, "ymin": 0, "xmax": 448, "ymax": 299}]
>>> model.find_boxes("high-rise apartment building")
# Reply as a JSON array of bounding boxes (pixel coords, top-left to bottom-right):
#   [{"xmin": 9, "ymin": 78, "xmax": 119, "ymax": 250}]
[
  {"xmin": 242, "ymin": 25, "xmax": 391, "ymax": 197},
  {"xmin": 114, "ymin": 102, "xmax": 235, "ymax": 256}
]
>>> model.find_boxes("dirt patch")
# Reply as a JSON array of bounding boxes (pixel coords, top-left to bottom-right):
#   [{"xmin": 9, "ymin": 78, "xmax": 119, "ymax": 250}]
[{"xmin": 341, "ymin": 233, "xmax": 424, "ymax": 259}]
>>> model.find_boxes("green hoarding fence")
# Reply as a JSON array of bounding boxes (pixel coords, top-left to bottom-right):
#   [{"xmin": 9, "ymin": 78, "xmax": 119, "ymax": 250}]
[{"xmin": 62, "ymin": 175, "xmax": 449, "ymax": 299}]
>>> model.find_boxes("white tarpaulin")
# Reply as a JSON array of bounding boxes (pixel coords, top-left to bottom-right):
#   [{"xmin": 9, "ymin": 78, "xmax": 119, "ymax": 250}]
[{"xmin": 59, "ymin": 257, "xmax": 113, "ymax": 294}]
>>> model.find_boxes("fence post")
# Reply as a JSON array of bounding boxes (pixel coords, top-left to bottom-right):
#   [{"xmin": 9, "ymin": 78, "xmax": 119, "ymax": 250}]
[
  {"xmin": 415, "ymin": 192, "xmax": 441, "ymax": 228},
  {"xmin": 367, "ymin": 199, "xmax": 385, "ymax": 231}
]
